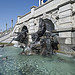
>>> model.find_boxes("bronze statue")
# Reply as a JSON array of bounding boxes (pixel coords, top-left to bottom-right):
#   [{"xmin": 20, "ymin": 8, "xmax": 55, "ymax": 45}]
[
  {"xmin": 14, "ymin": 26, "xmax": 28, "ymax": 44},
  {"xmin": 32, "ymin": 18, "xmax": 46, "ymax": 43}
]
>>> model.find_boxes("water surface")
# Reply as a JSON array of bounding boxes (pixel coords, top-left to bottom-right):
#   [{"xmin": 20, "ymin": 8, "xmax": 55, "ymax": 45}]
[{"xmin": 0, "ymin": 46, "xmax": 75, "ymax": 75}]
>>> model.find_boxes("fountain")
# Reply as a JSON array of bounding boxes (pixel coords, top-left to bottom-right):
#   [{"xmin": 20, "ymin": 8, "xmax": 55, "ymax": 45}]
[
  {"xmin": 30, "ymin": 18, "xmax": 59, "ymax": 56},
  {"xmin": 0, "ymin": 18, "xmax": 75, "ymax": 75},
  {"xmin": 13, "ymin": 18, "xmax": 59, "ymax": 56},
  {"xmin": 13, "ymin": 26, "xmax": 29, "ymax": 54},
  {"xmin": 14, "ymin": 26, "xmax": 28, "ymax": 44},
  {"xmin": 0, "ymin": 46, "xmax": 75, "ymax": 75}
]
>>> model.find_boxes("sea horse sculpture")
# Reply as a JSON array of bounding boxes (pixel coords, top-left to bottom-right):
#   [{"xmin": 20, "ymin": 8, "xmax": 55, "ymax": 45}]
[
  {"xmin": 32, "ymin": 18, "xmax": 46, "ymax": 43},
  {"xmin": 31, "ymin": 18, "xmax": 59, "ymax": 55},
  {"xmin": 14, "ymin": 26, "xmax": 28, "ymax": 44}
]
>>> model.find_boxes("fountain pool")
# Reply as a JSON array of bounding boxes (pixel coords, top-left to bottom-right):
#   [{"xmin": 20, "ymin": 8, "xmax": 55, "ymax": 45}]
[{"xmin": 0, "ymin": 46, "xmax": 75, "ymax": 75}]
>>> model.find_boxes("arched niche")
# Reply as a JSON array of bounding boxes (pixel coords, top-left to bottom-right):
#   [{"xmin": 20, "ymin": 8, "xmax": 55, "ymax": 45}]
[
  {"xmin": 44, "ymin": 18, "xmax": 55, "ymax": 32},
  {"xmin": 21, "ymin": 25, "xmax": 28, "ymax": 33},
  {"xmin": 13, "ymin": 25, "xmax": 21, "ymax": 33}
]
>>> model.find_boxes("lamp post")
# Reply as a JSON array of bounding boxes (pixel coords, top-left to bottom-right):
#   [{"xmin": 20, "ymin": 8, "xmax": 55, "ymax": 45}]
[
  {"xmin": 6, "ymin": 23, "xmax": 7, "ymax": 31},
  {"xmin": 0, "ymin": 29, "xmax": 1, "ymax": 32},
  {"xmin": 11, "ymin": 19, "xmax": 13, "ymax": 28}
]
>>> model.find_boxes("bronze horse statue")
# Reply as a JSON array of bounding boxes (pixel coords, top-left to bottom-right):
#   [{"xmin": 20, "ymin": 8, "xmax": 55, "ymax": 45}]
[
  {"xmin": 14, "ymin": 26, "xmax": 28, "ymax": 44},
  {"xmin": 32, "ymin": 18, "xmax": 46, "ymax": 43},
  {"xmin": 31, "ymin": 18, "xmax": 59, "ymax": 55}
]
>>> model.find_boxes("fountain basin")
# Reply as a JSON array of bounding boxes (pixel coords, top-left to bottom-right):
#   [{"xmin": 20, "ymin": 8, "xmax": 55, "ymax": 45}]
[{"xmin": 0, "ymin": 46, "xmax": 75, "ymax": 75}]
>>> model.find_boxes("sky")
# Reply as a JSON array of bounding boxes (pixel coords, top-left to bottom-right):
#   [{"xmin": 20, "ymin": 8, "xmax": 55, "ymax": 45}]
[{"xmin": 0, "ymin": 0, "xmax": 47, "ymax": 31}]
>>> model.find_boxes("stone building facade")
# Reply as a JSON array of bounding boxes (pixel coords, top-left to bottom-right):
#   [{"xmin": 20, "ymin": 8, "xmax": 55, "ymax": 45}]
[{"xmin": 14, "ymin": 0, "xmax": 75, "ymax": 52}]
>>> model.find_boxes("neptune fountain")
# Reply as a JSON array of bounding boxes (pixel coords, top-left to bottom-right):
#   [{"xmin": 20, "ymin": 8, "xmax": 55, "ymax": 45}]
[
  {"xmin": 13, "ymin": 18, "xmax": 59, "ymax": 56},
  {"xmin": 0, "ymin": 18, "xmax": 75, "ymax": 75}
]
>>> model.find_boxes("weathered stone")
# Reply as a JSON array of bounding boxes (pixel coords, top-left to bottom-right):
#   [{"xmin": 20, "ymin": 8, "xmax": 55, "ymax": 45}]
[
  {"xmin": 65, "ymin": 38, "xmax": 71, "ymax": 44},
  {"xmin": 59, "ymin": 17, "xmax": 72, "ymax": 24},
  {"xmin": 59, "ymin": 32, "xmax": 72, "ymax": 38},
  {"xmin": 29, "ymin": 26, "xmax": 35, "ymax": 30},
  {"xmin": 58, "ymin": 23, "xmax": 73, "ymax": 29},
  {"xmin": 72, "ymin": 3, "xmax": 75, "ymax": 12},
  {"xmin": 59, "ymin": 10, "xmax": 72, "ymax": 18},
  {"xmin": 29, "ymin": 30, "xmax": 35, "ymax": 33},
  {"xmin": 59, "ymin": 4, "xmax": 72, "ymax": 13}
]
